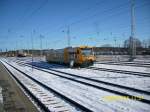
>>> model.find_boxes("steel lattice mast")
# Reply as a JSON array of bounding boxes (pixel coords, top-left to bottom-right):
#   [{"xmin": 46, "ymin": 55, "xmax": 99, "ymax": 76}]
[{"xmin": 130, "ymin": 0, "xmax": 136, "ymax": 60}]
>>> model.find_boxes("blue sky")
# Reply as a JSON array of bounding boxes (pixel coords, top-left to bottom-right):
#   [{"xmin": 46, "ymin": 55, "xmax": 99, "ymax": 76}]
[{"xmin": 0, "ymin": 0, "xmax": 150, "ymax": 51}]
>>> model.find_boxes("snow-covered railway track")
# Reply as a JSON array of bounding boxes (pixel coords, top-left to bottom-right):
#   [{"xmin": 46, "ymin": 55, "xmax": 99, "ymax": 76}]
[
  {"xmin": 88, "ymin": 66, "xmax": 150, "ymax": 77},
  {"xmin": 95, "ymin": 62, "xmax": 150, "ymax": 68},
  {"xmin": 1, "ymin": 61, "xmax": 92, "ymax": 112},
  {"xmin": 10, "ymin": 60, "xmax": 150, "ymax": 105},
  {"xmin": 0, "ymin": 62, "xmax": 50, "ymax": 112}
]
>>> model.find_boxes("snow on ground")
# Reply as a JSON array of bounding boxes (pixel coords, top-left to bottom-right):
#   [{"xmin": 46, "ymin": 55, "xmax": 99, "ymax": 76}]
[
  {"xmin": 9, "ymin": 58, "xmax": 150, "ymax": 100},
  {"xmin": 61, "ymin": 68, "xmax": 150, "ymax": 92},
  {"xmin": 117, "ymin": 61, "xmax": 150, "ymax": 64},
  {"xmin": 0, "ymin": 87, "xmax": 3, "ymax": 104},
  {"xmin": 13, "ymin": 58, "xmax": 150, "ymax": 92},
  {"xmin": 30, "ymin": 61, "xmax": 150, "ymax": 92},
  {"xmin": 1, "ymin": 60, "xmax": 80, "ymax": 112},
  {"xmin": 93, "ymin": 63, "xmax": 150, "ymax": 73},
  {"xmin": 1, "ymin": 57, "xmax": 150, "ymax": 112},
  {"xmin": 23, "ymin": 64, "xmax": 150, "ymax": 100},
  {"xmin": 96, "ymin": 61, "xmax": 150, "ymax": 67},
  {"xmin": 5, "ymin": 57, "xmax": 150, "ymax": 92}
]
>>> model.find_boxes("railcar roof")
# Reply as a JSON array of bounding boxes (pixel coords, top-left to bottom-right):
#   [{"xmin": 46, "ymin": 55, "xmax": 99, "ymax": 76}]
[{"xmin": 79, "ymin": 46, "xmax": 93, "ymax": 49}]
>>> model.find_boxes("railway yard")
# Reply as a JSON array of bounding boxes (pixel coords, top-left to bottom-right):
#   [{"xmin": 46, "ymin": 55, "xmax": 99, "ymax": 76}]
[
  {"xmin": 0, "ymin": 56, "xmax": 150, "ymax": 112},
  {"xmin": 0, "ymin": 0, "xmax": 150, "ymax": 111}
]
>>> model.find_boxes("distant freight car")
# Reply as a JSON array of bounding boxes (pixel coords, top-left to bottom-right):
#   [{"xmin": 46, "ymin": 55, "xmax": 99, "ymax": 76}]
[
  {"xmin": 17, "ymin": 50, "xmax": 26, "ymax": 57},
  {"xmin": 46, "ymin": 46, "xmax": 96, "ymax": 67}
]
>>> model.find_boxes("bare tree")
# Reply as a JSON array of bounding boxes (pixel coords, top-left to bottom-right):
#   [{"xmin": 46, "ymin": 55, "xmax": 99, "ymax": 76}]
[{"xmin": 124, "ymin": 37, "xmax": 142, "ymax": 48}]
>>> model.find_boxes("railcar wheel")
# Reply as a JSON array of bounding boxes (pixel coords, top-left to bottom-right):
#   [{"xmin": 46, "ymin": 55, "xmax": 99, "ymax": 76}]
[
  {"xmin": 90, "ymin": 60, "xmax": 94, "ymax": 65},
  {"xmin": 69, "ymin": 60, "xmax": 74, "ymax": 68}
]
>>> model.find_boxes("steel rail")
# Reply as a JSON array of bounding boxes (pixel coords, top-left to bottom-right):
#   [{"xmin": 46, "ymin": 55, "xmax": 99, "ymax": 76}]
[
  {"xmin": 0, "ymin": 61, "xmax": 50, "ymax": 112},
  {"xmin": 2, "ymin": 60, "xmax": 93, "ymax": 112},
  {"xmin": 10, "ymin": 60, "xmax": 150, "ymax": 105},
  {"xmin": 88, "ymin": 67, "xmax": 150, "ymax": 77}
]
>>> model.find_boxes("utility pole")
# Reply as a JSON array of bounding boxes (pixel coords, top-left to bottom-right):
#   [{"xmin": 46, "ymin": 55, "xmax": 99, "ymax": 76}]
[
  {"xmin": 31, "ymin": 30, "xmax": 35, "ymax": 72},
  {"xmin": 27, "ymin": 39, "xmax": 30, "ymax": 56},
  {"xmin": 45, "ymin": 37, "xmax": 47, "ymax": 49},
  {"xmin": 113, "ymin": 36, "xmax": 117, "ymax": 58},
  {"xmin": 93, "ymin": 22, "xmax": 100, "ymax": 46},
  {"xmin": 67, "ymin": 26, "xmax": 71, "ymax": 47},
  {"xmin": 94, "ymin": 22, "xmax": 100, "ymax": 37},
  {"xmin": 130, "ymin": 0, "xmax": 136, "ymax": 60},
  {"xmin": 62, "ymin": 26, "xmax": 71, "ymax": 47},
  {"xmin": 15, "ymin": 41, "xmax": 18, "ymax": 57},
  {"xmin": 148, "ymin": 37, "xmax": 150, "ymax": 48},
  {"xmin": 20, "ymin": 35, "xmax": 24, "ymax": 50},
  {"xmin": 39, "ymin": 34, "xmax": 44, "ymax": 60}
]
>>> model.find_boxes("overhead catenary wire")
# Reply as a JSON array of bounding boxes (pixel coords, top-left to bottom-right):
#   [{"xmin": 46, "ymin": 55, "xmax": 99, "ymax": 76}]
[
  {"xmin": 66, "ymin": 1, "xmax": 150, "ymax": 44},
  {"xmin": 16, "ymin": 0, "xmax": 48, "ymax": 31},
  {"xmin": 5, "ymin": 0, "xmax": 150, "ymax": 50},
  {"xmin": 44, "ymin": 0, "xmax": 150, "ymax": 41},
  {"xmin": 70, "ymin": 1, "xmax": 150, "ymax": 33}
]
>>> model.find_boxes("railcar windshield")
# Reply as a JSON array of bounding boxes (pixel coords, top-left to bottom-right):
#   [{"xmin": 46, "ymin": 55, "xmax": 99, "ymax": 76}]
[{"xmin": 81, "ymin": 48, "xmax": 93, "ymax": 56}]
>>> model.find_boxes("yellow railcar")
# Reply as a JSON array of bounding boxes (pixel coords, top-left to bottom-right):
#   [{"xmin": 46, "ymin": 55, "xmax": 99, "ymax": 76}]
[{"xmin": 46, "ymin": 46, "xmax": 95, "ymax": 67}]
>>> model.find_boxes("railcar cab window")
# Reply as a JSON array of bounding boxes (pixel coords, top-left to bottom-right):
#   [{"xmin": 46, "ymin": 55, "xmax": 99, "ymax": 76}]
[{"xmin": 81, "ymin": 49, "xmax": 92, "ymax": 56}]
